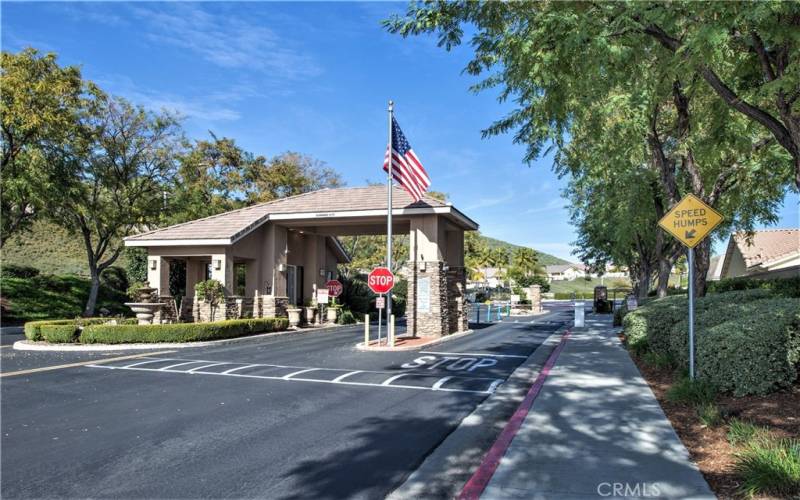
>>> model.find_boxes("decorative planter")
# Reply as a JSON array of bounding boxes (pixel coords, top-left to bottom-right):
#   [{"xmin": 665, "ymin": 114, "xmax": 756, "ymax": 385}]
[
  {"xmin": 304, "ymin": 306, "xmax": 317, "ymax": 325},
  {"xmin": 327, "ymin": 307, "xmax": 339, "ymax": 323},
  {"xmin": 287, "ymin": 308, "xmax": 302, "ymax": 327}
]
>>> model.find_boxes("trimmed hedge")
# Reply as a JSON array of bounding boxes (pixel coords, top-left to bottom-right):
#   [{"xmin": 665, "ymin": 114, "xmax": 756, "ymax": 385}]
[
  {"xmin": 708, "ymin": 276, "xmax": 800, "ymax": 298},
  {"xmin": 697, "ymin": 301, "xmax": 799, "ymax": 396},
  {"xmin": 622, "ymin": 288, "xmax": 800, "ymax": 396},
  {"xmin": 23, "ymin": 317, "xmax": 135, "ymax": 341},
  {"xmin": 40, "ymin": 324, "xmax": 81, "ymax": 343},
  {"xmin": 81, "ymin": 317, "xmax": 289, "ymax": 344}
]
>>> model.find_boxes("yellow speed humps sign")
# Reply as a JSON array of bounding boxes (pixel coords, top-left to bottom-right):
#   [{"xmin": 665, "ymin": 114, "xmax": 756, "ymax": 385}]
[{"xmin": 658, "ymin": 194, "xmax": 723, "ymax": 248}]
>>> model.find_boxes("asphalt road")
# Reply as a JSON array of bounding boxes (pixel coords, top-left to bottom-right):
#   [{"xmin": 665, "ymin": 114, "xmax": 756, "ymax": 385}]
[{"xmin": 1, "ymin": 304, "xmax": 571, "ymax": 499}]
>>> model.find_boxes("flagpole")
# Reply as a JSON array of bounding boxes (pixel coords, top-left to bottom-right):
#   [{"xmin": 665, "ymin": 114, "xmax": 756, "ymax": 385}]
[{"xmin": 386, "ymin": 100, "xmax": 394, "ymax": 344}]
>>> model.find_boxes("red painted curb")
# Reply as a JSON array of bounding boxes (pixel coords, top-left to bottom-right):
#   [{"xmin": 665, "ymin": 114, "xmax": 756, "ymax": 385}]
[{"xmin": 458, "ymin": 330, "xmax": 572, "ymax": 500}]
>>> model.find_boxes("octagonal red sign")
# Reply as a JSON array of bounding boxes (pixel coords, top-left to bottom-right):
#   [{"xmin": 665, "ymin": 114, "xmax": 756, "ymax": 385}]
[
  {"xmin": 326, "ymin": 279, "xmax": 343, "ymax": 297},
  {"xmin": 367, "ymin": 267, "xmax": 395, "ymax": 295}
]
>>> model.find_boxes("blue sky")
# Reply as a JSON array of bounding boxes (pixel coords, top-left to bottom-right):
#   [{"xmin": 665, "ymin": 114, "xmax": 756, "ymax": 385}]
[{"xmin": 3, "ymin": 2, "xmax": 797, "ymax": 261}]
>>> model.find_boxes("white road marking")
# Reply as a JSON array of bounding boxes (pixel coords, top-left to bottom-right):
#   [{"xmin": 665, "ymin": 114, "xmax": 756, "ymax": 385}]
[
  {"xmin": 420, "ymin": 351, "xmax": 528, "ymax": 360},
  {"xmin": 221, "ymin": 364, "xmax": 260, "ymax": 375},
  {"xmin": 432, "ymin": 376, "xmax": 453, "ymax": 390},
  {"xmin": 381, "ymin": 373, "xmax": 409, "ymax": 386},
  {"xmin": 122, "ymin": 358, "xmax": 174, "ymax": 369},
  {"xmin": 282, "ymin": 368, "xmax": 318, "ymax": 380},
  {"xmin": 87, "ymin": 357, "xmax": 506, "ymax": 394},
  {"xmin": 187, "ymin": 362, "xmax": 228, "ymax": 373},
  {"xmin": 487, "ymin": 379, "xmax": 504, "ymax": 393},
  {"xmin": 159, "ymin": 361, "xmax": 205, "ymax": 371},
  {"xmin": 331, "ymin": 371, "xmax": 362, "ymax": 383}
]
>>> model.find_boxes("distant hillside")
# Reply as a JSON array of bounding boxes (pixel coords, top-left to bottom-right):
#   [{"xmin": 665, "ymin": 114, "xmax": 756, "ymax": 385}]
[
  {"xmin": 481, "ymin": 235, "xmax": 570, "ymax": 266},
  {"xmin": 2, "ymin": 220, "xmax": 570, "ymax": 276},
  {"xmin": 2, "ymin": 220, "xmax": 131, "ymax": 276}
]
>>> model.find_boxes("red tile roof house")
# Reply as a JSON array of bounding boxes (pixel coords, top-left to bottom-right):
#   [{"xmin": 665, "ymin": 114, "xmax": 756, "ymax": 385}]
[
  {"xmin": 124, "ymin": 186, "xmax": 479, "ymax": 338},
  {"xmin": 719, "ymin": 228, "xmax": 800, "ymax": 280}
]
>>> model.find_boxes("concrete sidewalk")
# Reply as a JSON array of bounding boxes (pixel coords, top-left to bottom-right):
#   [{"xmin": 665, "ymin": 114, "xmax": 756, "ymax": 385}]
[{"xmin": 481, "ymin": 314, "xmax": 714, "ymax": 500}]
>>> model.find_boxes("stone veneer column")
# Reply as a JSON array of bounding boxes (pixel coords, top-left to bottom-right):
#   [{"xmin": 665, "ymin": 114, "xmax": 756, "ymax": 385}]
[
  {"xmin": 446, "ymin": 266, "xmax": 469, "ymax": 333},
  {"xmin": 405, "ymin": 260, "xmax": 449, "ymax": 337},
  {"xmin": 259, "ymin": 295, "xmax": 289, "ymax": 318},
  {"xmin": 525, "ymin": 285, "xmax": 542, "ymax": 313}
]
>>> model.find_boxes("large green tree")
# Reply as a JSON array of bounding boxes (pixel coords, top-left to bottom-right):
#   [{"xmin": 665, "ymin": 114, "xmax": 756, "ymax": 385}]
[
  {"xmin": 0, "ymin": 48, "xmax": 89, "ymax": 244},
  {"xmin": 386, "ymin": 1, "xmax": 796, "ymax": 296},
  {"xmin": 49, "ymin": 96, "xmax": 183, "ymax": 316}
]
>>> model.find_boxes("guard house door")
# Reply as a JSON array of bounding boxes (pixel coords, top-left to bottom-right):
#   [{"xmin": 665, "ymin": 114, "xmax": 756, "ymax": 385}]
[{"xmin": 286, "ymin": 265, "xmax": 305, "ymax": 306}]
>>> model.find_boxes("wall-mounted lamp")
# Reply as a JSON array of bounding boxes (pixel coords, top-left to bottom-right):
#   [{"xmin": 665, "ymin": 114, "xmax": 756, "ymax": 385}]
[
  {"xmin": 319, "ymin": 268, "xmax": 326, "ymax": 277},
  {"xmin": 214, "ymin": 259, "xmax": 222, "ymax": 270},
  {"xmin": 150, "ymin": 259, "xmax": 157, "ymax": 270}
]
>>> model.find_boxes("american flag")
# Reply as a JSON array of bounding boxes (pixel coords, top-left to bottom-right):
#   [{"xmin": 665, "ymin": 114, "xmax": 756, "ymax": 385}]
[{"xmin": 383, "ymin": 117, "xmax": 431, "ymax": 202}]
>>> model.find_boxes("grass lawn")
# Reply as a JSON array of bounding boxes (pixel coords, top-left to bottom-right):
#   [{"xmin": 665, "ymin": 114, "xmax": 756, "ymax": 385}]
[
  {"xmin": 549, "ymin": 275, "xmax": 684, "ymax": 295},
  {"xmin": 0, "ymin": 274, "xmax": 131, "ymax": 324}
]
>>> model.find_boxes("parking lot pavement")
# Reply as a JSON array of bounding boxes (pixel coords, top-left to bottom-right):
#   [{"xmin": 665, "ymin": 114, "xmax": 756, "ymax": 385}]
[{"xmin": 1, "ymin": 306, "xmax": 570, "ymax": 499}]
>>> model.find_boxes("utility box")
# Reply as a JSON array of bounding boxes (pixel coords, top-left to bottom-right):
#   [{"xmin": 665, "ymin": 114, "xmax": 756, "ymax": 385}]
[
  {"xmin": 593, "ymin": 286, "xmax": 612, "ymax": 313},
  {"xmin": 574, "ymin": 301, "xmax": 585, "ymax": 327}
]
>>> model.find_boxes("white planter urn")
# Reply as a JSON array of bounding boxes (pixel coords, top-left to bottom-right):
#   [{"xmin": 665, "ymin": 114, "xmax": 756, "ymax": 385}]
[
  {"xmin": 327, "ymin": 307, "xmax": 339, "ymax": 323},
  {"xmin": 287, "ymin": 308, "xmax": 302, "ymax": 327},
  {"xmin": 304, "ymin": 306, "xmax": 317, "ymax": 325}
]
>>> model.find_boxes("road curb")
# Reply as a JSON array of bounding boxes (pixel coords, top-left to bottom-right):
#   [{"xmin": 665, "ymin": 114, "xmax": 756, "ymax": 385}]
[
  {"xmin": 12, "ymin": 322, "xmax": 358, "ymax": 352},
  {"xmin": 387, "ymin": 324, "xmax": 569, "ymax": 500}
]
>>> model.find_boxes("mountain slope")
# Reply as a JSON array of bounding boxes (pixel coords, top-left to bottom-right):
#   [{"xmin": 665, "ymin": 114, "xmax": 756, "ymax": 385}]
[{"xmin": 481, "ymin": 235, "xmax": 570, "ymax": 266}]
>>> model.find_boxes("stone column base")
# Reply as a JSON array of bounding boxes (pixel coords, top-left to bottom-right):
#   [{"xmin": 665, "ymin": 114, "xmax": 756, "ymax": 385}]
[
  {"xmin": 258, "ymin": 295, "xmax": 289, "ymax": 318},
  {"xmin": 446, "ymin": 266, "xmax": 469, "ymax": 333},
  {"xmin": 405, "ymin": 260, "xmax": 449, "ymax": 337}
]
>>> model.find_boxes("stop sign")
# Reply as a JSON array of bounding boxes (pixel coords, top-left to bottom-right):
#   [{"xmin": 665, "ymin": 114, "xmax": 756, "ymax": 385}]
[
  {"xmin": 326, "ymin": 279, "xmax": 343, "ymax": 297},
  {"xmin": 367, "ymin": 267, "xmax": 395, "ymax": 294}
]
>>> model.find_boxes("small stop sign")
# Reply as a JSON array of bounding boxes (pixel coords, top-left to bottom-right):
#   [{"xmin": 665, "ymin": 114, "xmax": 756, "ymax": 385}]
[
  {"xmin": 367, "ymin": 267, "xmax": 395, "ymax": 295},
  {"xmin": 326, "ymin": 279, "xmax": 343, "ymax": 297}
]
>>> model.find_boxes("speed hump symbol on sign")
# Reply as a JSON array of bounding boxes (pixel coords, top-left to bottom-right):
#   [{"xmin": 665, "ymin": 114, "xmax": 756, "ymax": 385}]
[{"xmin": 658, "ymin": 194, "xmax": 723, "ymax": 248}]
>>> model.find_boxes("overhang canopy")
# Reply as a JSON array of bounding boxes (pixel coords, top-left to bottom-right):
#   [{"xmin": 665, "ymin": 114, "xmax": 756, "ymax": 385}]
[{"xmin": 125, "ymin": 185, "xmax": 479, "ymax": 247}]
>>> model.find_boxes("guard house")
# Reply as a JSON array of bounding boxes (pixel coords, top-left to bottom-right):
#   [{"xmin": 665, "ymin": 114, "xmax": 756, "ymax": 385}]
[{"xmin": 124, "ymin": 185, "xmax": 479, "ymax": 337}]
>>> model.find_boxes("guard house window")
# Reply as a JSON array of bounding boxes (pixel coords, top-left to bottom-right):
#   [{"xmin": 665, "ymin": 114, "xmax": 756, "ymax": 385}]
[
  {"xmin": 205, "ymin": 263, "xmax": 213, "ymax": 281},
  {"xmin": 234, "ymin": 263, "xmax": 246, "ymax": 296}
]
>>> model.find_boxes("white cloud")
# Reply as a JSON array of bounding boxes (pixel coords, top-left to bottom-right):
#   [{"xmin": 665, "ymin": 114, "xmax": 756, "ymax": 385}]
[
  {"xmin": 524, "ymin": 197, "xmax": 566, "ymax": 214},
  {"xmin": 128, "ymin": 4, "xmax": 322, "ymax": 81},
  {"xmin": 464, "ymin": 188, "xmax": 515, "ymax": 210},
  {"xmin": 96, "ymin": 74, "xmax": 242, "ymax": 123}
]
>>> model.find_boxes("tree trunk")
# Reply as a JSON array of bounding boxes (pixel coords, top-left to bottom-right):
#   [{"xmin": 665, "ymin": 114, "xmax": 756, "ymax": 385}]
[
  {"xmin": 84, "ymin": 271, "xmax": 100, "ymax": 317},
  {"xmin": 692, "ymin": 239, "xmax": 712, "ymax": 298},
  {"xmin": 635, "ymin": 261, "xmax": 653, "ymax": 300},
  {"xmin": 656, "ymin": 258, "xmax": 672, "ymax": 298}
]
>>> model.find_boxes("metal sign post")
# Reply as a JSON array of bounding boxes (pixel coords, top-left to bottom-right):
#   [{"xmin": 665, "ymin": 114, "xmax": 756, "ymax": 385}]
[
  {"xmin": 688, "ymin": 248, "xmax": 695, "ymax": 379},
  {"xmin": 658, "ymin": 193, "xmax": 723, "ymax": 381}
]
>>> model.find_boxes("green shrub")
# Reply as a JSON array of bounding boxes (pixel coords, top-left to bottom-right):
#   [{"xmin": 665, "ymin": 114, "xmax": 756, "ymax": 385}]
[
  {"xmin": 697, "ymin": 299, "xmax": 799, "ymax": 396},
  {"xmin": 337, "ymin": 309, "xmax": 356, "ymax": 325},
  {"xmin": 1, "ymin": 264, "xmax": 40, "ymax": 279},
  {"xmin": 40, "ymin": 324, "xmax": 80, "ymax": 343},
  {"xmin": 697, "ymin": 403, "xmax": 724, "ymax": 428},
  {"xmin": 100, "ymin": 266, "xmax": 129, "ymax": 293},
  {"xmin": 24, "ymin": 317, "xmax": 135, "ymax": 341},
  {"xmin": 709, "ymin": 275, "xmax": 800, "ymax": 298},
  {"xmin": 667, "ymin": 290, "xmax": 776, "ymax": 369},
  {"xmin": 728, "ymin": 419, "xmax": 769, "ymax": 446},
  {"xmin": 641, "ymin": 351, "xmax": 675, "ymax": 370},
  {"xmin": 81, "ymin": 317, "xmax": 289, "ymax": 344},
  {"xmin": 553, "ymin": 292, "xmax": 594, "ymax": 300},
  {"xmin": 665, "ymin": 377, "xmax": 717, "ymax": 406},
  {"xmin": 735, "ymin": 438, "xmax": 800, "ymax": 498},
  {"xmin": 613, "ymin": 303, "xmax": 628, "ymax": 326}
]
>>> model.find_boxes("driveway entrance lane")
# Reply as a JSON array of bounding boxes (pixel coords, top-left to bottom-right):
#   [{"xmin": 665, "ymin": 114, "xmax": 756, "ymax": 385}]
[{"xmin": 1, "ymin": 354, "xmax": 485, "ymax": 500}]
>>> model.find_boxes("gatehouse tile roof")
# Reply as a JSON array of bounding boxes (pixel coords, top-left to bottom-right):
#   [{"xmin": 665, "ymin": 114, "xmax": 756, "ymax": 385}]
[{"xmin": 125, "ymin": 186, "xmax": 466, "ymax": 243}]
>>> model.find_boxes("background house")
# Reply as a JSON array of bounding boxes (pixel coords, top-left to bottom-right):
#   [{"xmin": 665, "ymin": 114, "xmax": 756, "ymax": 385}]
[
  {"xmin": 546, "ymin": 264, "xmax": 585, "ymax": 281},
  {"xmin": 719, "ymin": 228, "xmax": 800, "ymax": 280}
]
